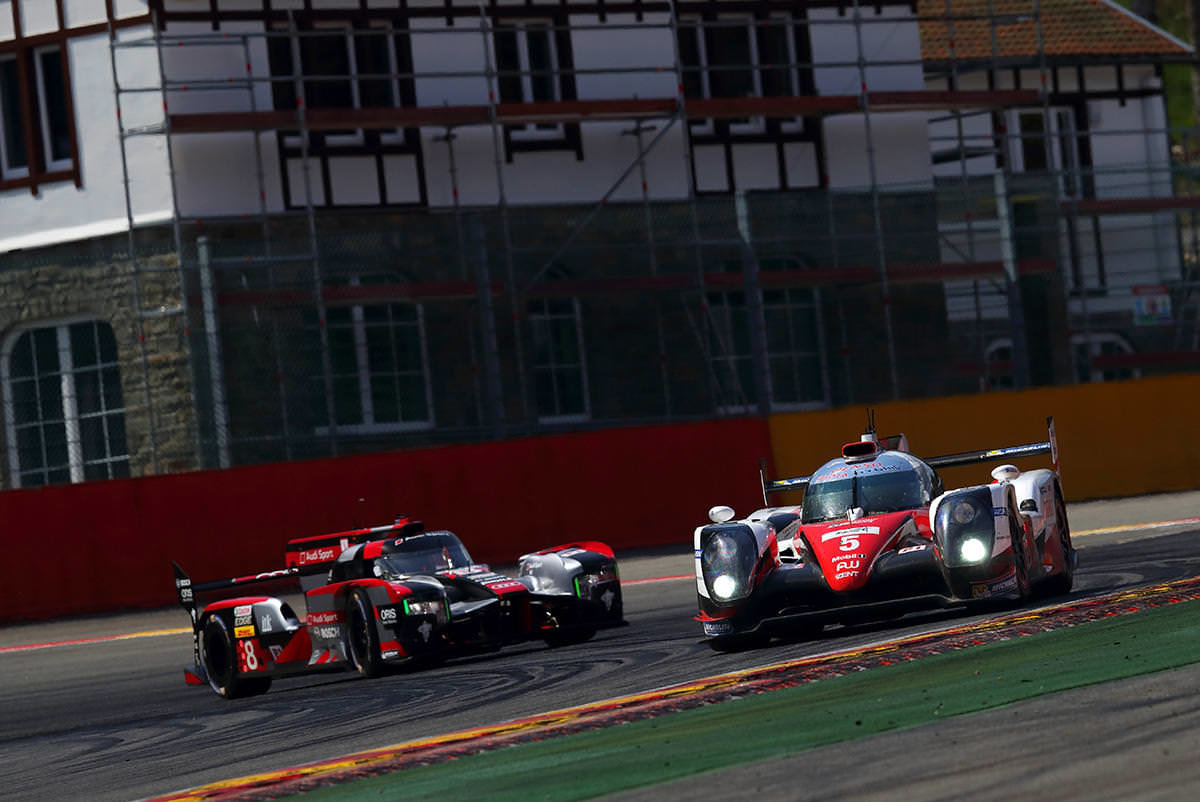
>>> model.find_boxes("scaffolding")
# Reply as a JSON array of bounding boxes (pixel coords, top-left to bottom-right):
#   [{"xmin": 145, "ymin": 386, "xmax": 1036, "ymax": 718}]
[{"xmin": 103, "ymin": 0, "xmax": 1200, "ymax": 471}]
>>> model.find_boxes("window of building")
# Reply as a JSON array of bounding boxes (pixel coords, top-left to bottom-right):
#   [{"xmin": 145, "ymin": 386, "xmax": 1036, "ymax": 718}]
[
  {"xmin": 0, "ymin": 56, "xmax": 29, "ymax": 179},
  {"xmin": 528, "ymin": 298, "xmax": 589, "ymax": 422},
  {"xmin": 0, "ymin": 46, "xmax": 74, "ymax": 186},
  {"xmin": 268, "ymin": 24, "xmax": 414, "ymax": 147},
  {"xmin": 2, "ymin": 320, "xmax": 129, "ymax": 488},
  {"xmin": 984, "ymin": 332, "xmax": 1138, "ymax": 387},
  {"xmin": 676, "ymin": 14, "xmax": 808, "ymax": 135},
  {"xmin": 1009, "ymin": 109, "xmax": 1080, "ymax": 191},
  {"xmin": 492, "ymin": 17, "xmax": 580, "ymax": 156},
  {"xmin": 706, "ymin": 283, "xmax": 828, "ymax": 413},
  {"xmin": 319, "ymin": 278, "xmax": 433, "ymax": 434},
  {"xmin": 35, "ymin": 47, "xmax": 72, "ymax": 170}
]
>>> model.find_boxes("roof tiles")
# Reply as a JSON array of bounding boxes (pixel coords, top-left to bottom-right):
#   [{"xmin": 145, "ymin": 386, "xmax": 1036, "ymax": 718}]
[{"xmin": 919, "ymin": 0, "xmax": 1191, "ymax": 61}]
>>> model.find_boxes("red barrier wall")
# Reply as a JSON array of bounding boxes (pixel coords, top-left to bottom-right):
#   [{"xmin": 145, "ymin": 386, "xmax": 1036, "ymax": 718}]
[{"xmin": 0, "ymin": 418, "xmax": 772, "ymax": 623}]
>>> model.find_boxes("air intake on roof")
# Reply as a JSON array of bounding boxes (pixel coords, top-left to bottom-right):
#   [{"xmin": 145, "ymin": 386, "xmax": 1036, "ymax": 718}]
[{"xmin": 842, "ymin": 440, "xmax": 879, "ymax": 462}]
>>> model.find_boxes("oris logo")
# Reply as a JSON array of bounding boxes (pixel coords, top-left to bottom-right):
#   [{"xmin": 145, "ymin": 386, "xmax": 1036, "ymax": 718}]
[{"xmin": 379, "ymin": 608, "xmax": 397, "ymax": 623}]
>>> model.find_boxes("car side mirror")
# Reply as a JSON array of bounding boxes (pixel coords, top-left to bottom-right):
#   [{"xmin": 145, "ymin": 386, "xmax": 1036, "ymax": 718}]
[{"xmin": 708, "ymin": 505, "xmax": 735, "ymax": 524}]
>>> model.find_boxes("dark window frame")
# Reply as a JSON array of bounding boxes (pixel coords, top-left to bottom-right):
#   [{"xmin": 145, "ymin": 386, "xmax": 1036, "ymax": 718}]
[
  {"xmin": 2, "ymin": 319, "xmax": 130, "ymax": 489},
  {"xmin": 266, "ymin": 15, "xmax": 426, "ymax": 210},
  {"xmin": 0, "ymin": 42, "xmax": 79, "ymax": 194},
  {"xmin": 492, "ymin": 13, "xmax": 583, "ymax": 162}
]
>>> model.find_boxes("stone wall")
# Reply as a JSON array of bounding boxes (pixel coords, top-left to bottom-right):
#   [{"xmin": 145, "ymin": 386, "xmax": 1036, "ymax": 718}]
[{"xmin": 0, "ymin": 236, "xmax": 198, "ymax": 487}]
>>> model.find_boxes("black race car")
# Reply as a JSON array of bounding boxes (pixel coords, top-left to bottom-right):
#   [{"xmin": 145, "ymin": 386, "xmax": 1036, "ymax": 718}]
[{"xmin": 173, "ymin": 517, "xmax": 623, "ymax": 698}]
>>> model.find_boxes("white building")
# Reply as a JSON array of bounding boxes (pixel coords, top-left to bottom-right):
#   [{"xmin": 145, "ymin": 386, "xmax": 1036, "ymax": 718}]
[{"xmin": 0, "ymin": 0, "xmax": 1192, "ymax": 485}]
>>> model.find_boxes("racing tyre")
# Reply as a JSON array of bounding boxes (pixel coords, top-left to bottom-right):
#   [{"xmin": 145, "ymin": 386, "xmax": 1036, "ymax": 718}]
[
  {"xmin": 543, "ymin": 627, "xmax": 596, "ymax": 648},
  {"xmin": 1039, "ymin": 491, "xmax": 1075, "ymax": 597},
  {"xmin": 201, "ymin": 615, "xmax": 272, "ymax": 699},
  {"xmin": 1009, "ymin": 508, "xmax": 1032, "ymax": 604},
  {"xmin": 345, "ymin": 589, "xmax": 385, "ymax": 678}
]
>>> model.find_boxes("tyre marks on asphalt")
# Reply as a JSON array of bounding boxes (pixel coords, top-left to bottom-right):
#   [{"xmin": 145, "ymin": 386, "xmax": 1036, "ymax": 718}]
[{"xmin": 146, "ymin": 573, "xmax": 1200, "ymax": 802}]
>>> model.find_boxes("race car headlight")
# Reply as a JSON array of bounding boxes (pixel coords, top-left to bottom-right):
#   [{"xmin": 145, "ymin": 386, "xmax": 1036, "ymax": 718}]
[
  {"xmin": 950, "ymin": 500, "xmax": 978, "ymax": 525},
  {"xmin": 935, "ymin": 488, "xmax": 996, "ymax": 569},
  {"xmin": 700, "ymin": 526, "xmax": 758, "ymax": 603},
  {"xmin": 403, "ymin": 598, "xmax": 449, "ymax": 623},
  {"xmin": 574, "ymin": 565, "xmax": 618, "ymax": 598},
  {"xmin": 711, "ymin": 574, "xmax": 739, "ymax": 600},
  {"xmin": 959, "ymin": 537, "xmax": 989, "ymax": 563}
]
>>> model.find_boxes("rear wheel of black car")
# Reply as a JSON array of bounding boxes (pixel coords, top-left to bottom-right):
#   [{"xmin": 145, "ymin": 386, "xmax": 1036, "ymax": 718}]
[
  {"xmin": 345, "ymin": 589, "xmax": 385, "ymax": 678},
  {"xmin": 201, "ymin": 615, "xmax": 272, "ymax": 699}
]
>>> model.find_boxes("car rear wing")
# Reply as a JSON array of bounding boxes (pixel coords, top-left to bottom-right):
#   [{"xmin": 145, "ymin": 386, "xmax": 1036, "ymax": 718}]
[
  {"xmin": 172, "ymin": 561, "xmax": 297, "ymax": 617},
  {"xmin": 758, "ymin": 417, "xmax": 1059, "ymax": 506},
  {"xmin": 924, "ymin": 417, "xmax": 1059, "ymax": 473}
]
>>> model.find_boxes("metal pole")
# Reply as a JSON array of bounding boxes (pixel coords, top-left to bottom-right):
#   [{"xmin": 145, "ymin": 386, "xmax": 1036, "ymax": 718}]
[
  {"xmin": 151, "ymin": 10, "xmax": 205, "ymax": 470},
  {"xmin": 943, "ymin": 0, "xmax": 988, "ymax": 391},
  {"xmin": 478, "ymin": 2, "xmax": 529, "ymax": 424},
  {"xmin": 736, "ymin": 191, "xmax": 772, "ymax": 416},
  {"xmin": 851, "ymin": 0, "xmax": 900, "ymax": 399},
  {"xmin": 287, "ymin": 12, "xmax": 339, "ymax": 454},
  {"xmin": 665, "ymin": 0, "xmax": 722, "ymax": 411},
  {"xmin": 522, "ymin": 115, "xmax": 679, "ymax": 295},
  {"xmin": 628, "ymin": 119, "xmax": 672, "ymax": 417},
  {"xmin": 108, "ymin": 20, "xmax": 160, "ymax": 475},
  {"xmin": 242, "ymin": 32, "xmax": 291, "ymax": 460},
  {"xmin": 197, "ymin": 237, "xmax": 231, "ymax": 468}
]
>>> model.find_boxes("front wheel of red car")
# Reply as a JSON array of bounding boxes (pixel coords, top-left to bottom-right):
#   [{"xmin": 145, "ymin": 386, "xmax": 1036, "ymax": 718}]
[
  {"xmin": 1039, "ymin": 491, "xmax": 1075, "ymax": 597},
  {"xmin": 1010, "ymin": 510, "xmax": 1032, "ymax": 603},
  {"xmin": 345, "ymin": 589, "xmax": 385, "ymax": 678},
  {"xmin": 201, "ymin": 615, "xmax": 271, "ymax": 699}
]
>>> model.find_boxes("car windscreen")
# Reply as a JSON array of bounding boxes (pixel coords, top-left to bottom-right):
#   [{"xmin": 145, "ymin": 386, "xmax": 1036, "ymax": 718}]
[
  {"xmin": 802, "ymin": 461, "xmax": 926, "ymax": 523},
  {"xmin": 373, "ymin": 533, "xmax": 472, "ymax": 578}
]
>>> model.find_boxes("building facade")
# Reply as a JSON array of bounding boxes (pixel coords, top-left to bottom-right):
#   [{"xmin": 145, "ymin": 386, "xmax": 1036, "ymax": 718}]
[{"xmin": 0, "ymin": 0, "xmax": 1195, "ymax": 487}]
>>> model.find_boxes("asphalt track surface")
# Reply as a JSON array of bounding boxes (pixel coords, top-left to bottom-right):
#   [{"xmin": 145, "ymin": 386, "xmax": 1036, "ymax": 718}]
[{"xmin": 2, "ymin": 493, "xmax": 1199, "ymax": 801}]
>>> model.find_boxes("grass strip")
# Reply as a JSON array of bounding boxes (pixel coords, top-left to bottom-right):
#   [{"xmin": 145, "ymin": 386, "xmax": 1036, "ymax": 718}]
[{"xmin": 296, "ymin": 599, "xmax": 1200, "ymax": 801}]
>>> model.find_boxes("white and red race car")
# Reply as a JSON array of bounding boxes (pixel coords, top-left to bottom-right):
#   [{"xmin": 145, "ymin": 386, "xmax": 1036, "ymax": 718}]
[{"xmin": 695, "ymin": 416, "xmax": 1076, "ymax": 650}]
